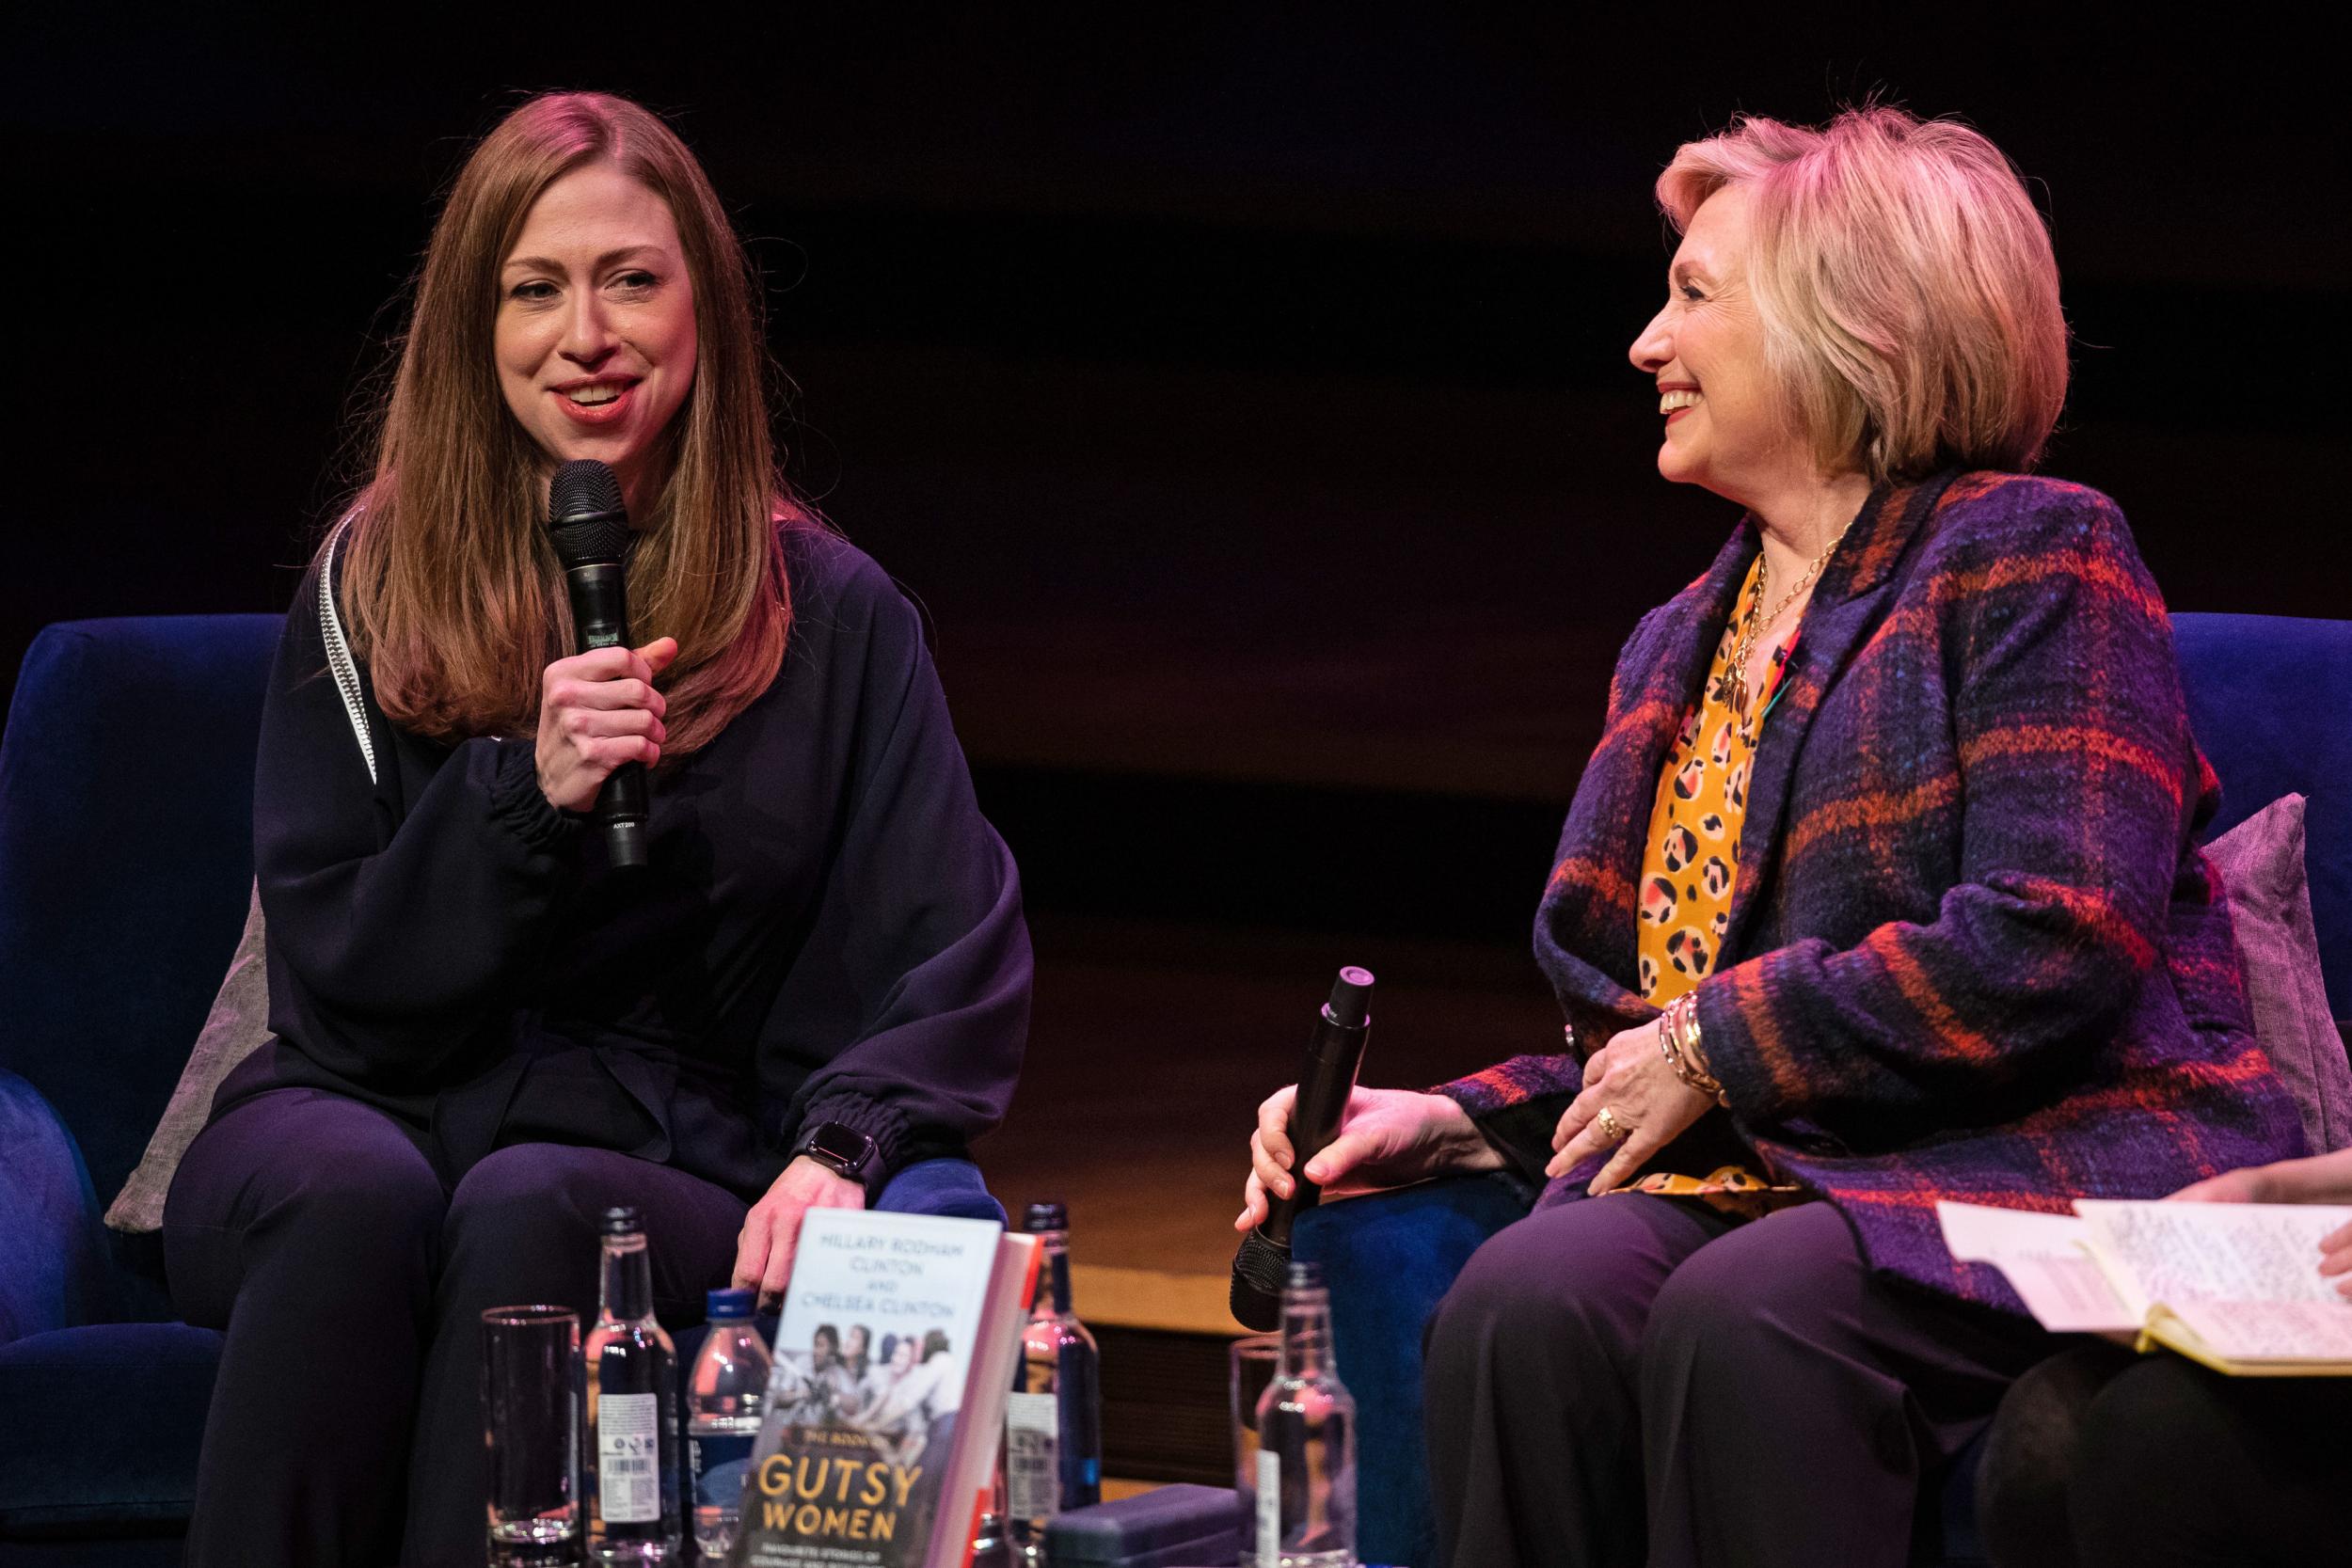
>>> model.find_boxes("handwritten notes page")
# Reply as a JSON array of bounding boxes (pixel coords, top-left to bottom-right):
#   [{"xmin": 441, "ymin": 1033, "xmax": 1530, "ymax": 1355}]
[
  {"xmin": 1938, "ymin": 1199, "xmax": 2352, "ymax": 1366},
  {"xmin": 2163, "ymin": 1299, "xmax": 2352, "ymax": 1364},
  {"xmin": 2074, "ymin": 1201, "xmax": 2352, "ymax": 1364},
  {"xmin": 1933, "ymin": 1203, "xmax": 2136, "ymax": 1332},
  {"xmin": 2075, "ymin": 1201, "xmax": 2352, "ymax": 1308}
]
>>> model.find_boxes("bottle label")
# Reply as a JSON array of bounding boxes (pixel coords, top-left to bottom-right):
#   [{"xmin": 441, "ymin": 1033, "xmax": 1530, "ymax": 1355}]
[
  {"xmin": 597, "ymin": 1393, "xmax": 661, "ymax": 1525},
  {"xmin": 691, "ymin": 1432, "xmax": 756, "ymax": 1513},
  {"xmin": 1256, "ymin": 1447, "xmax": 1281, "ymax": 1563},
  {"xmin": 1005, "ymin": 1390, "xmax": 1061, "ymax": 1520}
]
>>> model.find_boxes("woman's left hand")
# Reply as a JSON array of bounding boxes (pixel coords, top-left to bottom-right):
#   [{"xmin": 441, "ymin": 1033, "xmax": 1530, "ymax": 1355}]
[
  {"xmin": 735, "ymin": 1155, "xmax": 867, "ymax": 1310},
  {"xmin": 1548, "ymin": 1019, "xmax": 1717, "ymax": 1194}
]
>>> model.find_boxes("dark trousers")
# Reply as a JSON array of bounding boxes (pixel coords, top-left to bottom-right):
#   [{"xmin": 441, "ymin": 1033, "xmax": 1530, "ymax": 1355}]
[
  {"xmin": 163, "ymin": 1086, "xmax": 748, "ymax": 1568},
  {"xmin": 1978, "ymin": 1342, "xmax": 2347, "ymax": 1568},
  {"xmin": 1422, "ymin": 1195, "xmax": 2052, "ymax": 1568}
]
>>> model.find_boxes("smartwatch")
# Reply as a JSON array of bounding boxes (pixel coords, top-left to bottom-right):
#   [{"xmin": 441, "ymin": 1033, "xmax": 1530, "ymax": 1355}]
[{"xmin": 791, "ymin": 1120, "xmax": 878, "ymax": 1180}]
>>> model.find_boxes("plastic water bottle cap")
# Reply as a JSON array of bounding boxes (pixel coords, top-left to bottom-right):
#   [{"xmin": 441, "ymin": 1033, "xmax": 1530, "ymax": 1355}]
[{"xmin": 706, "ymin": 1287, "xmax": 755, "ymax": 1318}]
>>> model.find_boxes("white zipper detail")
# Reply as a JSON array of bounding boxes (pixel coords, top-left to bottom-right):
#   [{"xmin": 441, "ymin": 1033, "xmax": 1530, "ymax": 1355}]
[{"xmin": 318, "ymin": 519, "xmax": 377, "ymax": 785}]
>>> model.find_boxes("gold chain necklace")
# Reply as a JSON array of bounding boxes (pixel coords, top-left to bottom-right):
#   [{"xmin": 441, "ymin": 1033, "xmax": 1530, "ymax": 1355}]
[{"xmin": 1724, "ymin": 518, "xmax": 1854, "ymax": 735}]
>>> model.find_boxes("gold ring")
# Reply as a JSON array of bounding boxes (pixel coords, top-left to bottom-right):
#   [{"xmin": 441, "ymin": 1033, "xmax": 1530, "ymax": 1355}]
[{"xmin": 1595, "ymin": 1106, "xmax": 1630, "ymax": 1145}]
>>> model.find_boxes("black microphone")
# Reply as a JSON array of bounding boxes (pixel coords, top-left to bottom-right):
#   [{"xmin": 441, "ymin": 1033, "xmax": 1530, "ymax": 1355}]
[
  {"xmin": 547, "ymin": 459, "xmax": 649, "ymax": 869},
  {"xmin": 1230, "ymin": 965, "xmax": 1375, "ymax": 1332}
]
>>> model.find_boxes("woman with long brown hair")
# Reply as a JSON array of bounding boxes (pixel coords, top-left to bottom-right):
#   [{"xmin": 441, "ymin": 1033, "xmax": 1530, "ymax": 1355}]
[{"xmin": 161, "ymin": 92, "xmax": 1029, "ymax": 1567}]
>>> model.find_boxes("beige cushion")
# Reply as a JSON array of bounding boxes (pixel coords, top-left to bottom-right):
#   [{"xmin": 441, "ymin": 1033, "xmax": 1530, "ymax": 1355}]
[{"xmin": 104, "ymin": 882, "xmax": 272, "ymax": 1232}]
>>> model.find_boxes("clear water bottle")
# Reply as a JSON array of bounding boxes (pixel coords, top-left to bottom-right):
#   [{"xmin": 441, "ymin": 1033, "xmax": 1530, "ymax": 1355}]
[
  {"xmin": 586, "ymin": 1206, "xmax": 680, "ymax": 1563},
  {"xmin": 688, "ymin": 1287, "xmax": 770, "ymax": 1561},
  {"xmin": 1005, "ymin": 1200, "xmax": 1103, "ymax": 1565},
  {"xmin": 1253, "ymin": 1261, "xmax": 1355, "ymax": 1568}
]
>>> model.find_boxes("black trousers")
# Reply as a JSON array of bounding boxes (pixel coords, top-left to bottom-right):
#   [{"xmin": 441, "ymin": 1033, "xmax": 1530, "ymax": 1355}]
[
  {"xmin": 1422, "ymin": 1195, "xmax": 2053, "ymax": 1568},
  {"xmin": 163, "ymin": 1085, "xmax": 748, "ymax": 1568},
  {"xmin": 1978, "ymin": 1342, "xmax": 2347, "ymax": 1568}
]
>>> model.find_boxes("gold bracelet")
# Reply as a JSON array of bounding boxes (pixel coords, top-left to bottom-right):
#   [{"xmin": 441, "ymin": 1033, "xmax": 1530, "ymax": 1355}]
[
  {"xmin": 1656, "ymin": 1011, "xmax": 1692, "ymax": 1074},
  {"xmin": 1674, "ymin": 993, "xmax": 1711, "ymax": 1076},
  {"xmin": 1660, "ymin": 993, "xmax": 1728, "ymax": 1105},
  {"xmin": 1682, "ymin": 997, "xmax": 1730, "ymax": 1107}
]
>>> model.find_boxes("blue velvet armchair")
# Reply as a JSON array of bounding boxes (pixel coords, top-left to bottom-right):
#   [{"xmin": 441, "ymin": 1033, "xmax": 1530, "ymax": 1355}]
[
  {"xmin": 0, "ymin": 615, "xmax": 1003, "ymax": 1561},
  {"xmin": 1295, "ymin": 612, "xmax": 2352, "ymax": 1568}
]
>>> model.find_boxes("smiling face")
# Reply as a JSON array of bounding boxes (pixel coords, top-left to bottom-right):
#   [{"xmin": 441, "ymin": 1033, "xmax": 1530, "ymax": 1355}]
[
  {"xmin": 495, "ymin": 161, "xmax": 697, "ymax": 513},
  {"xmin": 1627, "ymin": 185, "xmax": 1798, "ymax": 507}
]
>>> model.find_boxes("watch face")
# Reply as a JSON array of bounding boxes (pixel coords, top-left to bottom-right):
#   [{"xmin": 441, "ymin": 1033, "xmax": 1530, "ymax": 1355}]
[{"xmin": 804, "ymin": 1121, "xmax": 872, "ymax": 1174}]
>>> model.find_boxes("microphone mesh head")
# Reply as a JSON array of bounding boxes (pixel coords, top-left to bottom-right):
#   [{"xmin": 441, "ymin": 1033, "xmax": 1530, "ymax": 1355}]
[
  {"xmin": 548, "ymin": 460, "xmax": 628, "ymax": 567},
  {"xmin": 1230, "ymin": 1228, "xmax": 1293, "ymax": 1332}
]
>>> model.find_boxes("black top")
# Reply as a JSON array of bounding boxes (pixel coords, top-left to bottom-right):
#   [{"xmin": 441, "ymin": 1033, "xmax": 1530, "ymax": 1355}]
[{"xmin": 213, "ymin": 523, "xmax": 1031, "ymax": 1198}]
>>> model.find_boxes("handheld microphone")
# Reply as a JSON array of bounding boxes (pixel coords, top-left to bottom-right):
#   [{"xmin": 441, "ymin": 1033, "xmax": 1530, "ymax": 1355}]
[
  {"xmin": 1230, "ymin": 965, "xmax": 1375, "ymax": 1332},
  {"xmin": 547, "ymin": 459, "xmax": 650, "ymax": 869}
]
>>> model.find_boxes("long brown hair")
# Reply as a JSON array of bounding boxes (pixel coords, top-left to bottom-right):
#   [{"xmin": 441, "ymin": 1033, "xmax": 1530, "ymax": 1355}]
[{"xmin": 338, "ymin": 91, "xmax": 790, "ymax": 756}]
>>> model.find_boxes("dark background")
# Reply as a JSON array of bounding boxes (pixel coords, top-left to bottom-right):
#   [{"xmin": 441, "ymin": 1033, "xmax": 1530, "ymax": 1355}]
[{"xmin": 11, "ymin": 10, "xmax": 2346, "ymax": 943}]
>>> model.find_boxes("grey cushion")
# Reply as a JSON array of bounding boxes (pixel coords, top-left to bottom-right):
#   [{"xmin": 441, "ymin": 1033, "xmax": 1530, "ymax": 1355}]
[
  {"xmin": 103, "ymin": 882, "xmax": 270, "ymax": 1232},
  {"xmin": 2205, "ymin": 795, "xmax": 2352, "ymax": 1154}
]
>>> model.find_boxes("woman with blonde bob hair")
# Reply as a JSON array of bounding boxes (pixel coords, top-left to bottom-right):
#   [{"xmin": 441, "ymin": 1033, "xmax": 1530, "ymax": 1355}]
[
  {"xmin": 163, "ymin": 92, "xmax": 1029, "ymax": 1566},
  {"xmin": 1238, "ymin": 106, "xmax": 2298, "ymax": 1567}
]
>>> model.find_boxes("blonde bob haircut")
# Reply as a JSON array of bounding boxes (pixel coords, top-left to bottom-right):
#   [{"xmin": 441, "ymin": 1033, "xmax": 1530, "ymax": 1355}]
[{"xmin": 1658, "ymin": 106, "xmax": 2068, "ymax": 483}]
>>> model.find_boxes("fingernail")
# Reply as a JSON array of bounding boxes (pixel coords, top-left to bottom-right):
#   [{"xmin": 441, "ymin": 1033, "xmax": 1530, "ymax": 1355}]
[
  {"xmin": 1276, "ymin": 1179, "xmax": 1292, "ymax": 1197},
  {"xmin": 1303, "ymin": 1164, "xmax": 1325, "ymax": 1182}
]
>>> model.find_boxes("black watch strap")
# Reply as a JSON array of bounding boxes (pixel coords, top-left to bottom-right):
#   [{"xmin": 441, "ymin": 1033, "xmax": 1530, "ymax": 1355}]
[{"xmin": 792, "ymin": 1119, "xmax": 878, "ymax": 1180}]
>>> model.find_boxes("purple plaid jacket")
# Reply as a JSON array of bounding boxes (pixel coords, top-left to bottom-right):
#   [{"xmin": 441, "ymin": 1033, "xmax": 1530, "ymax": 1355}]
[{"xmin": 1441, "ymin": 470, "xmax": 2306, "ymax": 1311}]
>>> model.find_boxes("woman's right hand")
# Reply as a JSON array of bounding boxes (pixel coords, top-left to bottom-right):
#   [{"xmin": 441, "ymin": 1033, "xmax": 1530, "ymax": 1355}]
[
  {"xmin": 1236, "ymin": 1085, "xmax": 1502, "ymax": 1231},
  {"xmin": 534, "ymin": 636, "xmax": 678, "ymax": 811},
  {"xmin": 2169, "ymin": 1147, "xmax": 2352, "ymax": 1207},
  {"xmin": 2169, "ymin": 1147, "xmax": 2352, "ymax": 1297}
]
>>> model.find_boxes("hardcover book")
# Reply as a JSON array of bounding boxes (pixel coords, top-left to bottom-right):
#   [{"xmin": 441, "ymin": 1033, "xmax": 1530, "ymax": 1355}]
[
  {"xmin": 727, "ymin": 1210, "xmax": 1041, "ymax": 1567},
  {"xmin": 1937, "ymin": 1198, "xmax": 2352, "ymax": 1375}
]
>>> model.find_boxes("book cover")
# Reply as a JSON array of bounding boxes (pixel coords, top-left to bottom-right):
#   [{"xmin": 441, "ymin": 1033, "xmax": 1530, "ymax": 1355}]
[{"xmin": 728, "ymin": 1210, "xmax": 1033, "ymax": 1568}]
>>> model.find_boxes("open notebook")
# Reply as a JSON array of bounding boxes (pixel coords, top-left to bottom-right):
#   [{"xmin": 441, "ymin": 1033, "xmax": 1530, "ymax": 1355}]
[{"xmin": 1937, "ymin": 1199, "xmax": 2352, "ymax": 1376}]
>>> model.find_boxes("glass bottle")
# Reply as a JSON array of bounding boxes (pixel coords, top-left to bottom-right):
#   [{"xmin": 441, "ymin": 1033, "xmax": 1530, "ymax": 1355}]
[
  {"xmin": 687, "ymin": 1287, "xmax": 770, "ymax": 1560},
  {"xmin": 1004, "ymin": 1200, "xmax": 1104, "ymax": 1564},
  {"xmin": 969, "ymin": 1469, "xmax": 1011, "ymax": 1568},
  {"xmin": 585, "ymin": 1205, "xmax": 680, "ymax": 1563},
  {"xmin": 1253, "ymin": 1262, "xmax": 1355, "ymax": 1568}
]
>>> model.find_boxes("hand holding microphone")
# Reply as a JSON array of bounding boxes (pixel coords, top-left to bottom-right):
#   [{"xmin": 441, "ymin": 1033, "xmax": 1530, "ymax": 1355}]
[
  {"xmin": 1230, "ymin": 968, "xmax": 1507, "ymax": 1330},
  {"xmin": 532, "ymin": 636, "xmax": 675, "ymax": 813},
  {"xmin": 1236, "ymin": 1083, "xmax": 1489, "ymax": 1231},
  {"xmin": 542, "ymin": 459, "xmax": 661, "ymax": 865},
  {"xmin": 1231, "ymin": 968, "xmax": 1379, "ymax": 1331}
]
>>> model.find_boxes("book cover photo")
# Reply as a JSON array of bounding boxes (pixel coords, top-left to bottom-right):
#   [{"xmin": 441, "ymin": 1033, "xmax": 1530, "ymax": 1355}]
[{"xmin": 728, "ymin": 1209, "xmax": 1034, "ymax": 1568}]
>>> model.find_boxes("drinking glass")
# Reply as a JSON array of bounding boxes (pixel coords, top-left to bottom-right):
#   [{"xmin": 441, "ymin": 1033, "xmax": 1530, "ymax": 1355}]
[
  {"xmin": 483, "ymin": 1305, "xmax": 581, "ymax": 1564},
  {"xmin": 1229, "ymin": 1333, "xmax": 1282, "ymax": 1568}
]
